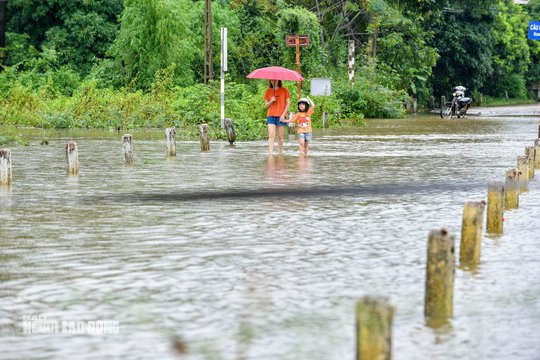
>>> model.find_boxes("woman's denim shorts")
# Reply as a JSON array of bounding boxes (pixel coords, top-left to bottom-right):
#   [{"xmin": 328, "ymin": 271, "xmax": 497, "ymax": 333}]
[{"xmin": 267, "ymin": 116, "xmax": 287, "ymax": 126}]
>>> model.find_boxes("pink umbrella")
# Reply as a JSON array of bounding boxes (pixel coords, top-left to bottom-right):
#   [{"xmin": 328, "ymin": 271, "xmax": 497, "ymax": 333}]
[{"xmin": 247, "ymin": 66, "xmax": 303, "ymax": 81}]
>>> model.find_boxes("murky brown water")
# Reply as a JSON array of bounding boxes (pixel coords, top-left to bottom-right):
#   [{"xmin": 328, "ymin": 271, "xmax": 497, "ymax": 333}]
[{"xmin": 1, "ymin": 108, "xmax": 540, "ymax": 359}]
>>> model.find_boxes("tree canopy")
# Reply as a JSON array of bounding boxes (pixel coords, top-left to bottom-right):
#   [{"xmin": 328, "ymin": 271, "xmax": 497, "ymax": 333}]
[{"xmin": 2, "ymin": 0, "xmax": 538, "ymax": 103}]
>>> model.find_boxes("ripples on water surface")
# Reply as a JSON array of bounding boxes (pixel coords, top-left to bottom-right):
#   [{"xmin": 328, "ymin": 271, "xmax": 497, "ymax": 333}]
[{"xmin": 1, "ymin": 115, "xmax": 540, "ymax": 359}]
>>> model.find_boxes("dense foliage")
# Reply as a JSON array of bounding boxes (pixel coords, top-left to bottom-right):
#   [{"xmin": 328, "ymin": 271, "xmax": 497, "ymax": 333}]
[{"xmin": 0, "ymin": 0, "xmax": 538, "ymax": 140}]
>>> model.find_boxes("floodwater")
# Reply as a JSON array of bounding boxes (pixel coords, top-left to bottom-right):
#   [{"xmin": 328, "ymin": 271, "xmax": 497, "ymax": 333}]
[{"xmin": 1, "ymin": 106, "xmax": 540, "ymax": 360}]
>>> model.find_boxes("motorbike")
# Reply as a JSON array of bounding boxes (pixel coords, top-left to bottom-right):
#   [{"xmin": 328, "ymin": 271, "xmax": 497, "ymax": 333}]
[{"xmin": 440, "ymin": 86, "xmax": 472, "ymax": 119}]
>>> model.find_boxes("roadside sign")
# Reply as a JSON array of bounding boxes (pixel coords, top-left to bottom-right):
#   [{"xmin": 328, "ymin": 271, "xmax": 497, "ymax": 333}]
[
  {"xmin": 286, "ymin": 35, "xmax": 310, "ymax": 47},
  {"xmin": 311, "ymin": 78, "xmax": 331, "ymax": 96},
  {"xmin": 529, "ymin": 21, "xmax": 540, "ymax": 40}
]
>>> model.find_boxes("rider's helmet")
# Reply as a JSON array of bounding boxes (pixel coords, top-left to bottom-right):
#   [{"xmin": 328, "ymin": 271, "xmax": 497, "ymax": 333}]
[
  {"xmin": 298, "ymin": 98, "xmax": 310, "ymax": 111},
  {"xmin": 453, "ymin": 86, "xmax": 466, "ymax": 98}
]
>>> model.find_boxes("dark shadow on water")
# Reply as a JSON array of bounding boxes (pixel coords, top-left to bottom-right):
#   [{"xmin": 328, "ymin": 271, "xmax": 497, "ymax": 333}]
[{"xmin": 85, "ymin": 181, "xmax": 486, "ymax": 203}]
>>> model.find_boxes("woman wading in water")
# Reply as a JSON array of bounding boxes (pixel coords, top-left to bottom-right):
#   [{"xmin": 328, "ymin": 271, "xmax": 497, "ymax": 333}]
[{"xmin": 264, "ymin": 80, "xmax": 290, "ymax": 154}]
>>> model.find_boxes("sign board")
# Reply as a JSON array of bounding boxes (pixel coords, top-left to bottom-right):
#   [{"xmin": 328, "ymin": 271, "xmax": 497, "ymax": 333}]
[
  {"xmin": 286, "ymin": 35, "xmax": 310, "ymax": 47},
  {"xmin": 310, "ymin": 78, "xmax": 331, "ymax": 96},
  {"xmin": 529, "ymin": 21, "xmax": 540, "ymax": 40}
]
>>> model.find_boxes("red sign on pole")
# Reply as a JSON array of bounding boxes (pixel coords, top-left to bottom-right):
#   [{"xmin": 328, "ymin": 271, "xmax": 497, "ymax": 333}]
[{"xmin": 285, "ymin": 35, "xmax": 310, "ymax": 47}]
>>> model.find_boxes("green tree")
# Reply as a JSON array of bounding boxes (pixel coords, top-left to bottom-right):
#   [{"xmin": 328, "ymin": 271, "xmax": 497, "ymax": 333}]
[
  {"xmin": 6, "ymin": 0, "xmax": 121, "ymax": 74},
  {"xmin": 526, "ymin": 0, "xmax": 540, "ymax": 87},
  {"xmin": 369, "ymin": 3, "xmax": 439, "ymax": 96},
  {"xmin": 484, "ymin": 0, "xmax": 529, "ymax": 98},
  {"xmin": 109, "ymin": 0, "xmax": 196, "ymax": 89},
  {"xmin": 276, "ymin": 6, "xmax": 326, "ymax": 76},
  {"xmin": 429, "ymin": 1, "xmax": 496, "ymax": 97},
  {"xmin": 229, "ymin": 0, "xmax": 281, "ymax": 80}
]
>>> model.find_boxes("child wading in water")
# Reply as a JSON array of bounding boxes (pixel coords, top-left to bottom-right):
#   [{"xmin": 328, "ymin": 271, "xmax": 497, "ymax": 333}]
[{"xmin": 285, "ymin": 97, "xmax": 315, "ymax": 155}]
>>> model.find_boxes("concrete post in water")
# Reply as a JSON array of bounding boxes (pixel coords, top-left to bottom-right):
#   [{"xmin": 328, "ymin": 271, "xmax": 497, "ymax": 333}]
[
  {"xmin": 478, "ymin": 93, "xmax": 483, "ymax": 105},
  {"xmin": 224, "ymin": 118, "xmax": 236, "ymax": 145},
  {"xmin": 356, "ymin": 296, "xmax": 394, "ymax": 360},
  {"xmin": 425, "ymin": 228, "xmax": 454, "ymax": 327},
  {"xmin": 287, "ymin": 112, "xmax": 296, "ymax": 135},
  {"xmin": 460, "ymin": 201, "xmax": 485, "ymax": 267},
  {"xmin": 65, "ymin": 141, "xmax": 79, "ymax": 175},
  {"xmin": 504, "ymin": 169, "xmax": 519, "ymax": 210},
  {"xmin": 405, "ymin": 97, "xmax": 411, "ymax": 113},
  {"xmin": 323, "ymin": 112, "xmax": 329, "ymax": 128},
  {"xmin": 487, "ymin": 181, "xmax": 504, "ymax": 234},
  {"xmin": 517, "ymin": 156, "xmax": 529, "ymax": 193},
  {"xmin": 287, "ymin": 123, "xmax": 296, "ymax": 135},
  {"xmin": 413, "ymin": 97, "xmax": 418, "ymax": 114},
  {"xmin": 0, "ymin": 149, "xmax": 12, "ymax": 186},
  {"xmin": 440, "ymin": 96, "xmax": 446, "ymax": 110},
  {"xmin": 199, "ymin": 123, "xmax": 210, "ymax": 151},
  {"xmin": 122, "ymin": 134, "xmax": 133, "ymax": 165},
  {"xmin": 429, "ymin": 96, "xmax": 435, "ymax": 110},
  {"xmin": 165, "ymin": 127, "xmax": 176, "ymax": 157},
  {"xmin": 525, "ymin": 146, "xmax": 535, "ymax": 179},
  {"xmin": 534, "ymin": 139, "xmax": 540, "ymax": 168}
]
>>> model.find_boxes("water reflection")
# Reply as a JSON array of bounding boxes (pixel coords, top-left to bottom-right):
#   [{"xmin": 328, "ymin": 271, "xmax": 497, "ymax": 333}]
[
  {"xmin": 296, "ymin": 154, "xmax": 312, "ymax": 174},
  {"xmin": 0, "ymin": 184, "xmax": 12, "ymax": 197},
  {"xmin": 265, "ymin": 155, "xmax": 287, "ymax": 181}
]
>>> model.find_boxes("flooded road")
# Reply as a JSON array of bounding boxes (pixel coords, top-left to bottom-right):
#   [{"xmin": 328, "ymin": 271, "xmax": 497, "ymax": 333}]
[{"xmin": 1, "ymin": 106, "xmax": 540, "ymax": 359}]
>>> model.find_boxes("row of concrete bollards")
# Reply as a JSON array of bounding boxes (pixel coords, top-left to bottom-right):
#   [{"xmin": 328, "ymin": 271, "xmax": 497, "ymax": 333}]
[
  {"xmin": 355, "ymin": 126, "xmax": 540, "ymax": 359},
  {"xmin": 1, "ymin": 114, "xmax": 340, "ymax": 182},
  {"xmin": 0, "ymin": 123, "xmax": 240, "ymax": 182}
]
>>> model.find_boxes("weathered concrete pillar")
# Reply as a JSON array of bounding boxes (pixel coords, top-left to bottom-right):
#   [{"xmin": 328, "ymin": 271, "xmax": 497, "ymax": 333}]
[
  {"xmin": 534, "ymin": 139, "xmax": 540, "ymax": 168},
  {"xmin": 165, "ymin": 127, "xmax": 176, "ymax": 157},
  {"xmin": 287, "ymin": 112, "xmax": 296, "ymax": 135},
  {"xmin": 322, "ymin": 111, "xmax": 329, "ymax": 128},
  {"xmin": 122, "ymin": 134, "xmax": 133, "ymax": 164},
  {"xmin": 356, "ymin": 296, "xmax": 394, "ymax": 360},
  {"xmin": 0, "ymin": 149, "xmax": 12, "ymax": 186},
  {"xmin": 425, "ymin": 228, "xmax": 454, "ymax": 327},
  {"xmin": 199, "ymin": 124, "xmax": 210, "ymax": 151},
  {"xmin": 517, "ymin": 156, "xmax": 529, "ymax": 193},
  {"xmin": 65, "ymin": 141, "xmax": 79, "ymax": 175},
  {"xmin": 487, "ymin": 181, "xmax": 504, "ymax": 234},
  {"xmin": 525, "ymin": 146, "xmax": 535, "ymax": 179},
  {"xmin": 460, "ymin": 201, "xmax": 485, "ymax": 267},
  {"xmin": 224, "ymin": 118, "xmax": 236, "ymax": 145},
  {"xmin": 504, "ymin": 169, "xmax": 519, "ymax": 210},
  {"xmin": 429, "ymin": 96, "xmax": 435, "ymax": 110},
  {"xmin": 405, "ymin": 97, "xmax": 412, "ymax": 113},
  {"xmin": 413, "ymin": 97, "xmax": 418, "ymax": 113}
]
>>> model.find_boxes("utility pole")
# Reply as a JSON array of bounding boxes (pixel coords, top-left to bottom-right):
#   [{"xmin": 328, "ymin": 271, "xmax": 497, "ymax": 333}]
[
  {"xmin": 0, "ymin": 0, "xmax": 7, "ymax": 67},
  {"xmin": 203, "ymin": 0, "xmax": 213, "ymax": 84},
  {"xmin": 348, "ymin": 40, "xmax": 355, "ymax": 84}
]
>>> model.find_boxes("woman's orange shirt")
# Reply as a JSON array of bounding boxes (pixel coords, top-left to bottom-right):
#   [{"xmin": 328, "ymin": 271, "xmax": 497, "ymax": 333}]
[{"xmin": 264, "ymin": 87, "xmax": 290, "ymax": 117}]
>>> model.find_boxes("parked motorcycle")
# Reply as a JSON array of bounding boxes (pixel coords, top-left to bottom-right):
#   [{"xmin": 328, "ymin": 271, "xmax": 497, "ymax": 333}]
[{"xmin": 440, "ymin": 86, "xmax": 472, "ymax": 119}]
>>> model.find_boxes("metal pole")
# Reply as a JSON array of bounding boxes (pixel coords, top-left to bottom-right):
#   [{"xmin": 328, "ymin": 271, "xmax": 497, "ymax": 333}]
[
  {"xmin": 0, "ymin": 0, "xmax": 7, "ymax": 67},
  {"xmin": 220, "ymin": 27, "xmax": 227, "ymax": 130}
]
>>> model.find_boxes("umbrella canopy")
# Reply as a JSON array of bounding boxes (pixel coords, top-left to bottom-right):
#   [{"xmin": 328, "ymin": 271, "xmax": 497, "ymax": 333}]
[{"xmin": 246, "ymin": 66, "xmax": 303, "ymax": 81}]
